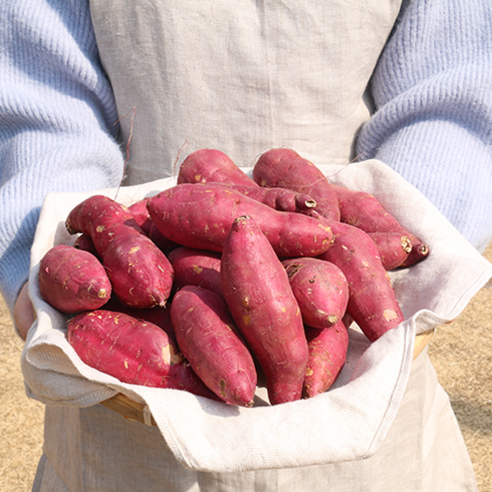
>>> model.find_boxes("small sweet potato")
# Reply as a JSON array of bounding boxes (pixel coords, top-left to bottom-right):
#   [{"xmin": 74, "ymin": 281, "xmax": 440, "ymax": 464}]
[
  {"xmin": 73, "ymin": 234, "xmax": 99, "ymax": 257},
  {"xmin": 252, "ymin": 148, "xmax": 340, "ymax": 221},
  {"xmin": 67, "ymin": 310, "xmax": 218, "ymax": 399},
  {"xmin": 128, "ymin": 198, "xmax": 179, "ymax": 253},
  {"xmin": 221, "ymin": 215, "xmax": 309, "ymax": 405},
  {"xmin": 303, "ymin": 321, "xmax": 349, "ymax": 398},
  {"xmin": 332, "ymin": 184, "xmax": 429, "ymax": 266},
  {"xmin": 282, "ymin": 257, "xmax": 349, "ymax": 330},
  {"xmin": 147, "ymin": 183, "xmax": 333, "ymax": 258},
  {"xmin": 39, "ymin": 245, "xmax": 111, "ymax": 313},
  {"xmin": 178, "ymin": 148, "xmax": 256, "ymax": 187},
  {"xmin": 367, "ymin": 232, "xmax": 412, "ymax": 270},
  {"xmin": 315, "ymin": 216, "xmax": 405, "ymax": 342},
  {"xmin": 168, "ymin": 247, "xmax": 223, "ymax": 299},
  {"xmin": 171, "ymin": 285, "xmax": 257, "ymax": 406},
  {"xmin": 211, "ymin": 183, "xmax": 317, "ymax": 213}
]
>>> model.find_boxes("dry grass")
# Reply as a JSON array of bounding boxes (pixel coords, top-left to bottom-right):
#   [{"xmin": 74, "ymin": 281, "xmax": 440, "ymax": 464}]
[{"xmin": 0, "ymin": 244, "xmax": 491, "ymax": 491}]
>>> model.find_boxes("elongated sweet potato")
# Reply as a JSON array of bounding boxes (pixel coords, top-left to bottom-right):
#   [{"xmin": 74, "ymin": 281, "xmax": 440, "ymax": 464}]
[
  {"xmin": 367, "ymin": 232, "xmax": 412, "ymax": 270},
  {"xmin": 66, "ymin": 195, "xmax": 174, "ymax": 309},
  {"xmin": 168, "ymin": 247, "xmax": 223, "ymax": 299},
  {"xmin": 67, "ymin": 310, "xmax": 218, "ymax": 399},
  {"xmin": 252, "ymin": 148, "xmax": 340, "ymax": 221},
  {"xmin": 39, "ymin": 245, "xmax": 111, "ymax": 314},
  {"xmin": 314, "ymin": 216, "xmax": 405, "ymax": 342},
  {"xmin": 303, "ymin": 321, "xmax": 349, "ymax": 398},
  {"xmin": 178, "ymin": 148, "xmax": 257, "ymax": 187},
  {"xmin": 220, "ymin": 215, "xmax": 309, "ymax": 405},
  {"xmin": 171, "ymin": 285, "xmax": 257, "ymax": 406},
  {"xmin": 147, "ymin": 183, "xmax": 333, "ymax": 258},
  {"xmin": 282, "ymin": 257, "xmax": 349, "ymax": 330},
  {"xmin": 332, "ymin": 184, "xmax": 429, "ymax": 266}
]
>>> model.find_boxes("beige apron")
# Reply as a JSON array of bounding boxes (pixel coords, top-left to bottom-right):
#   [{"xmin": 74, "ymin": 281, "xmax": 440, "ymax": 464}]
[
  {"xmin": 32, "ymin": 1, "xmax": 478, "ymax": 490},
  {"xmin": 88, "ymin": 0, "xmax": 400, "ymax": 184}
]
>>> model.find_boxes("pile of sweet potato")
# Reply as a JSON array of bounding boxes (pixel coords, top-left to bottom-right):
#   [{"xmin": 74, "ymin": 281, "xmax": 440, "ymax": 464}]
[{"xmin": 38, "ymin": 148, "xmax": 429, "ymax": 407}]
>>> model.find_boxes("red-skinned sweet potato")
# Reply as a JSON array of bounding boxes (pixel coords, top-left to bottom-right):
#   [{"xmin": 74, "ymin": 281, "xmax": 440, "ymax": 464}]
[
  {"xmin": 73, "ymin": 234, "xmax": 99, "ymax": 257},
  {"xmin": 168, "ymin": 247, "xmax": 224, "ymax": 299},
  {"xmin": 220, "ymin": 215, "xmax": 309, "ymax": 405},
  {"xmin": 178, "ymin": 148, "xmax": 257, "ymax": 187},
  {"xmin": 252, "ymin": 148, "xmax": 340, "ymax": 221},
  {"xmin": 282, "ymin": 257, "xmax": 349, "ymax": 330},
  {"xmin": 66, "ymin": 195, "xmax": 174, "ymax": 309},
  {"xmin": 147, "ymin": 183, "xmax": 333, "ymax": 258},
  {"xmin": 302, "ymin": 321, "xmax": 349, "ymax": 398},
  {"xmin": 128, "ymin": 198, "xmax": 179, "ymax": 253},
  {"xmin": 367, "ymin": 232, "xmax": 412, "ymax": 271},
  {"xmin": 39, "ymin": 245, "xmax": 111, "ymax": 314},
  {"xmin": 67, "ymin": 310, "xmax": 218, "ymax": 399},
  {"xmin": 171, "ymin": 285, "xmax": 257, "ymax": 407},
  {"xmin": 332, "ymin": 184, "xmax": 429, "ymax": 266},
  {"xmin": 313, "ymin": 215, "xmax": 405, "ymax": 342}
]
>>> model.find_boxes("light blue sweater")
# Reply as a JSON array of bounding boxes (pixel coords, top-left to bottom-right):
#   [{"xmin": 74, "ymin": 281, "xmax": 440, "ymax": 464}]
[{"xmin": 1, "ymin": 0, "xmax": 492, "ymax": 314}]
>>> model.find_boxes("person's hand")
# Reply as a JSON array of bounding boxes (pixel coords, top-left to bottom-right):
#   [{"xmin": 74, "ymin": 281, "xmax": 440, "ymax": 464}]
[{"xmin": 13, "ymin": 282, "xmax": 35, "ymax": 340}]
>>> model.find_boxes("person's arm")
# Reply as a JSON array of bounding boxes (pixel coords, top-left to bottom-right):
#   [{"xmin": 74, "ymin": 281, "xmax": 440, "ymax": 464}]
[
  {"xmin": 0, "ymin": 0, "xmax": 125, "ymax": 336},
  {"xmin": 357, "ymin": 0, "xmax": 492, "ymax": 252}
]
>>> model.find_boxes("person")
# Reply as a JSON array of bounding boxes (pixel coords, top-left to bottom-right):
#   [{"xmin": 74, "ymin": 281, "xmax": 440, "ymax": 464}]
[{"xmin": 2, "ymin": 0, "xmax": 491, "ymax": 490}]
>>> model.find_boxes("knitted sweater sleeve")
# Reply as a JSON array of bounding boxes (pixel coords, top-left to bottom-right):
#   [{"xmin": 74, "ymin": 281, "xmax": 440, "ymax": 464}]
[
  {"xmin": 0, "ymin": 0, "xmax": 125, "ymax": 313},
  {"xmin": 357, "ymin": 0, "xmax": 492, "ymax": 252}
]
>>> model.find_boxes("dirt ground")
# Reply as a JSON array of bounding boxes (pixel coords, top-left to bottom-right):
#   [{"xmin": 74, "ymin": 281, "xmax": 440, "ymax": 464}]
[{"xmin": 1, "ymin": 244, "xmax": 491, "ymax": 491}]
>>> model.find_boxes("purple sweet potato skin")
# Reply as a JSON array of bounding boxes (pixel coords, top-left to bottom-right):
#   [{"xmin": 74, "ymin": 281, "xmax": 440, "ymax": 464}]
[
  {"xmin": 315, "ymin": 218, "xmax": 405, "ymax": 343},
  {"xmin": 67, "ymin": 310, "xmax": 218, "ymax": 399},
  {"xmin": 332, "ymin": 184, "xmax": 429, "ymax": 266},
  {"xmin": 102, "ymin": 231, "xmax": 174, "ymax": 308},
  {"xmin": 39, "ymin": 245, "xmax": 111, "ymax": 314},
  {"xmin": 147, "ymin": 183, "xmax": 333, "ymax": 258},
  {"xmin": 128, "ymin": 198, "xmax": 179, "ymax": 253},
  {"xmin": 178, "ymin": 148, "xmax": 256, "ymax": 187},
  {"xmin": 66, "ymin": 195, "xmax": 174, "ymax": 309},
  {"xmin": 168, "ymin": 247, "xmax": 223, "ymax": 299},
  {"xmin": 282, "ymin": 257, "xmax": 349, "ymax": 330},
  {"xmin": 252, "ymin": 148, "xmax": 340, "ymax": 222},
  {"xmin": 171, "ymin": 285, "xmax": 257, "ymax": 406},
  {"xmin": 220, "ymin": 215, "xmax": 309, "ymax": 405},
  {"xmin": 303, "ymin": 321, "xmax": 349, "ymax": 398},
  {"xmin": 367, "ymin": 232, "xmax": 412, "ymax": 271}
]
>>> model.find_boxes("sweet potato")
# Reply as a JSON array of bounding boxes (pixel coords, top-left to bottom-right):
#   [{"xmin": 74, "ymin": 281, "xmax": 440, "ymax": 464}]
[
  {"xmin": 367, "ymin": 232, "xmax": 412, "ymax": 270},
  {"xmin": 302, "ymin": 321, "xmax": 349, "ymax": 398},
  {"xmin": 147, "ymin": 183, "xmax": 333, "ymax": 258},
  {"xmin": 128, "ymin": 198, "xmax": 179, "ymax": 253},
  {"xmin": 220, "ymin": 215, "xmax": 309, "ymax": 405},
  {"xmin": 170, "ymin": 286, "xmax": 257, "ymax": 406},
  {"xmin": 252, "ymin": 148, "xmax": 340, "ymax": 221},
  {"xmin": 178, "ymin": 148, "xmax": 257, "ymax": 187},
  {"xmin": 332, "ymin": 184, "xmax": 429, "ymax": 266},
  {"xmin": 168, "ymin": 247, "xmax": 223, "ymax": 299},
  {"xmin": 39, "ymin": 245, "xmax": 111, "ymax": 314},
  {"xmin": 315, "ymin": 216, "xmax": 405, "ymax": 342},
  {"xmin": 282, "ymin": 257, "xmax": 349, "ymax": 330},
  {"xmin": 67, "ymin": 310, "xmax": 218, "ymax": 399},
  {"xmin": 73, "ymin": 234, "xmax": 99, "ymax": 257},
  {"xmin": 66, "ymin": 195, "xmax": 174, "ymax": 309}
]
